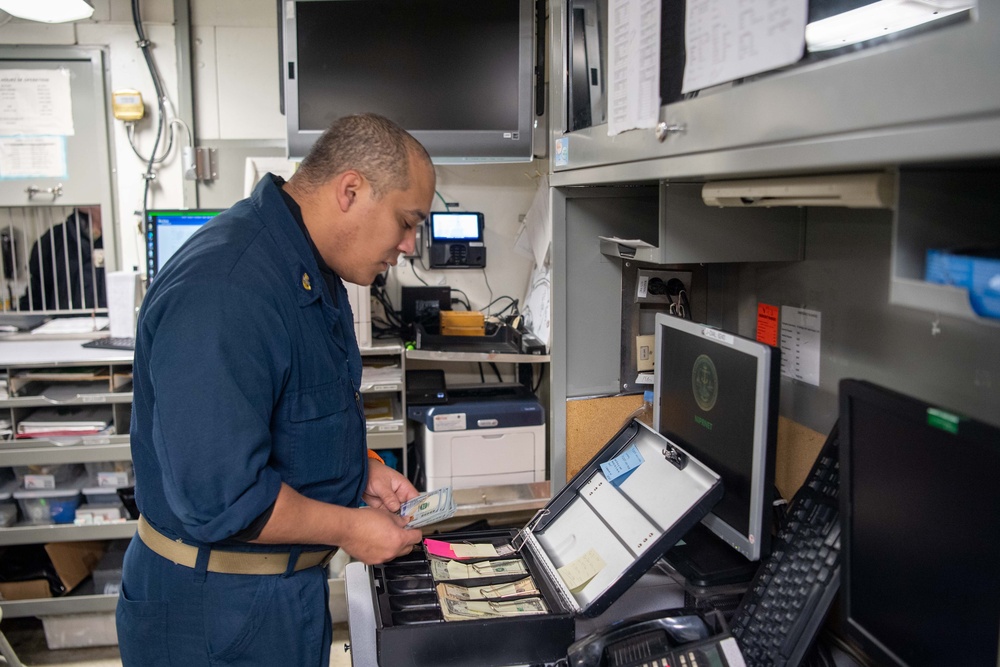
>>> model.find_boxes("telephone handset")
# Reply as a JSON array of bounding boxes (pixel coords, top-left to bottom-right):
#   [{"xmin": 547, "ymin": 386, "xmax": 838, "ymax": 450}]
[{"xmin": 566, "ymin": 607, "xmax": 746, "ymax": 667}]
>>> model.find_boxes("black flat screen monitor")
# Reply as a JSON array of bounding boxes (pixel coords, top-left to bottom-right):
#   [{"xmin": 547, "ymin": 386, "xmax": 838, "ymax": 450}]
[
  {"xmin": 839, "ymin": 379, "xmax": 1000, "ymax": 667},
  {"xmin": 145, "ymin": 209, "xmax": 224, "ymax": 282},
  {"xmin": 282, "ymin": 0, "xmax": 535, "ymax": 163},
  {"xmin": 653, "ymin": 314, "xmax": 778, "ymax": 564}
]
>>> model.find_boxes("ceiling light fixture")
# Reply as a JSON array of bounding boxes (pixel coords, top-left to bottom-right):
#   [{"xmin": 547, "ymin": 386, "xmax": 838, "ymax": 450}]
[{"xmin": 0, "ymin": 0, "xmax": 94, "ymax": 24}]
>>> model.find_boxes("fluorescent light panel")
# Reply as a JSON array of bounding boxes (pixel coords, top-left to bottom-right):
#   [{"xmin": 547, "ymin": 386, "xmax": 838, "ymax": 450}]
[
  {"xmin": 0, "ymin": 0, "xmax": 94, "ymax": 23},
  {"xmin": 806, "ymin": 0, "xmax": 974, "ymax": 52}
]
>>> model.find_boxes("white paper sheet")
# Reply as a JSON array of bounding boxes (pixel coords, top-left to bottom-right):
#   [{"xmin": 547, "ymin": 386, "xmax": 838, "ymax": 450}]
[
  {"xmin": 0, "ymin": 136, "xmax": 67, "ymax": 179},
  {"xmin": 607, "ymin": 0, "xmax": 662, "ymax": 136},
  {"xmin": 780, "ymin": 306, "xmax": 821, "ymax": 386},
  {"xmin": 0, "ymin": 69, "xmax": 75, "ymax": 136},
  {"xmin": 522, "ymin": 262, "xmax": 551, "ymax": 348},
  {"xmin": 682, "ymin": 0, "xmax": 807, "ymax": 94},
  {"xmin": 521, "ymin": 173, "xmax": 551, "ymax": 269}
]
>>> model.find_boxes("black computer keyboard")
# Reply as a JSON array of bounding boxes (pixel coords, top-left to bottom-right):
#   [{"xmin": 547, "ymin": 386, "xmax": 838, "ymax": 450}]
[
  {"xmin": 82, "ymin": 336, "xmax": 135, "ymax": 351},
  {"xmin": 729, "ymin": 425, "xmax": 841, "ymax": 667}
]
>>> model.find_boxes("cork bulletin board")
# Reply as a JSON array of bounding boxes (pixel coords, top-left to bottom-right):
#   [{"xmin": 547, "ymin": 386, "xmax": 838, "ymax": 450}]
[
  {"xmin": 565, "ymin": 395, "xmax": 827, "ymax": 500},
  {"xmin": 565, "ymin": 394, "xmax": 645, "ymax": 481}
]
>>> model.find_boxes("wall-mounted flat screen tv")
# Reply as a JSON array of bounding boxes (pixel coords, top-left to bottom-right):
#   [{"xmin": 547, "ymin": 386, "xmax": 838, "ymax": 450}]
[{"xmin": 282, "ymin": 0, "xmax": 536, "ymax": 163}]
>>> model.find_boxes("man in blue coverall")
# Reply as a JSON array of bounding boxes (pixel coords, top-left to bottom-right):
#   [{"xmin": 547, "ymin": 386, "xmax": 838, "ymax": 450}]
[{"xmin": 117, "ymin": 114, "xmax": 434, "ymax": 666}]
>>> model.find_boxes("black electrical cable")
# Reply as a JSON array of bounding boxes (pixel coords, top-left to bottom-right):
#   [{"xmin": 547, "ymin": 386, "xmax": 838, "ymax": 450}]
[
  {"xmin": 482, "ymin": 268, "xmax": 494, "ymax": 314},
  {"xmin": 531, "ymin": 364, "xmax": 545, "ymax": 394},
  {"xmin": 132, "ymin": 0, "xmax": 167, "ymax": 225},
  {"xmin": 488, "ymin": 362, "xmax": 504, "ymax": 383},
  {"xmin": 410, "ymin": 257, "xmax": 432, "ymax": 286},
  {"xmin": 449, "ymin": 288, "xmax": 472, "ymax": 311}
]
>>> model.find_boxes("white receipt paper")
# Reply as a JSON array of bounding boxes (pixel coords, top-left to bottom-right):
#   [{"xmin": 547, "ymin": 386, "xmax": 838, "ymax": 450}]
[{"xmin": 682, "ymin": 0, "xmax": 807, "ymax": 94}]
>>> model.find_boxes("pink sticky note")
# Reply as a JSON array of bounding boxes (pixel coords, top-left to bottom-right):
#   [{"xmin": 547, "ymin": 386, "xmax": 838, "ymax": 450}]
[{"xmin": 423, "ymin": 538, "xmax": 458, "ymax": 559}]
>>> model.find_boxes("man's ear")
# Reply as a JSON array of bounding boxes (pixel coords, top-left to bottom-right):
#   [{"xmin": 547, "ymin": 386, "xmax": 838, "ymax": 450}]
[{"xmin": 334, "ymin": 170, "xmax": 365, "ymax": 213}]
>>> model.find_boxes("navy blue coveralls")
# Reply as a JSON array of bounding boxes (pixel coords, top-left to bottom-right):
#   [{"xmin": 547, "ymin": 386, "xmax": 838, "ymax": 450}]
[{"xmin": 117, "ymin": 174, "xmax": 368, "ymax": 666}]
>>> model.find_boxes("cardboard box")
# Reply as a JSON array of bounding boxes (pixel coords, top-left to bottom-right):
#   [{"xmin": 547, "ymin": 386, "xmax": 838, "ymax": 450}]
[{"xmin": 0, "ymin": 541, "xmax": 105, "ymax": 601}]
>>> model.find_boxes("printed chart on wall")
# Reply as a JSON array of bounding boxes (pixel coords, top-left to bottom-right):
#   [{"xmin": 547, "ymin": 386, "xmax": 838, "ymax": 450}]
[
  {"xmin": 779, "ymin": 306, "xmax": 821, "ymax": 386},
  {"xmin": 0, "ymin": 68, "xmax": 74, "ymax": 180}
]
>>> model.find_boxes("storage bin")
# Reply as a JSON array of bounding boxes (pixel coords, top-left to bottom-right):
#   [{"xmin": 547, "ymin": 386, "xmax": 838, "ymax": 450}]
[
  {"xmin": 42, "ymin": 612, "xmax": 118, "ymax": 649},
  {"xmin": 0, "ymin": 503, "xmax": 15, "ymax": 527},
  {"xmin": 0, "ymin": 471, "xmax": 16, "ymax": 527},
  {"xmin": 81, "ymin": 486, "xmax": 124, "ymax": 506},
  {"xmin": 14, "ymin": 486, "xmax": 82, "ymax": 524},
  {"xmin": 13, "ymin": 463, "xmax": 85, "ymax": 490},
  {"xmin": 74, "ymin": 503, "xmax": 125, "ymax": 525},
  {"xmin": 84, "ymin": 461, "xmax": 134, "ymax": 488}
]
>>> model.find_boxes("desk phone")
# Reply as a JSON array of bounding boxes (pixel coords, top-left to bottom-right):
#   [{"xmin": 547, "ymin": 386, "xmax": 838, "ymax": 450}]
[{"xmin": 567, "ymin": 608, "xmax": 746, "ymax": 667}]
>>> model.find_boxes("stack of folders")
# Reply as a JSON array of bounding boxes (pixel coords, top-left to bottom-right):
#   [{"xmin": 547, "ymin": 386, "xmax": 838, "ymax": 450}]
[
  {"xmin": 399, "ymin": 487, "xmax": 457, "ymax": 528},
  {"xmin": 16, "ymin": 406, "xmax": 114, "ymax": 439}
]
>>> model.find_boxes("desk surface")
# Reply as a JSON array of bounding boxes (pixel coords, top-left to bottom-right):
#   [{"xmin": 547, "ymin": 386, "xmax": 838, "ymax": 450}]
[{"xmin": 0, "ymin": 338, "xmax": 133, "ymax": 366}]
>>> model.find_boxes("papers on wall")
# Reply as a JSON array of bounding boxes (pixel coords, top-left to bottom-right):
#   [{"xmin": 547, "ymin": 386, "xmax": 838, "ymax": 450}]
[
  {"xmin": 516, "ymin": 173, "xmax": 552, "ymax": 269},
  {"xmin": 0, "ymin": 136, "xmax": 68, "ymax": 179},
  {"xmin": 0, "ymin": 69, "xmax": 75, "ymax": 136},
  {"xmin": 682, "ymin": 0, "xmax": 808, "ymax": 94},
  {"xmin": 607, "ymin": 0, "xmax": 662, "ymax": 136},
  {"xmin": 521, "ymin": 262, "xmax": 551, "ymax": 350},
  {"xmin": 779, "ymin": 306, "xmax": 821, "ymax": 386}
]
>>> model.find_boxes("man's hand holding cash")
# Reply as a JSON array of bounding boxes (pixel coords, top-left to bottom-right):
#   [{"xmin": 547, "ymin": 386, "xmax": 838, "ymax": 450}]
[{"xmin": 399, "ymin": 487, "xmax": 457, "ymax": 528}]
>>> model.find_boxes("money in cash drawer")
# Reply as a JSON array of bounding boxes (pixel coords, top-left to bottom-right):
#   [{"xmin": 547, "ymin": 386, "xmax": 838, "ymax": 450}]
[{"xmin": 367, "ymin": 419, "xmax": 724, "ymax": 667}]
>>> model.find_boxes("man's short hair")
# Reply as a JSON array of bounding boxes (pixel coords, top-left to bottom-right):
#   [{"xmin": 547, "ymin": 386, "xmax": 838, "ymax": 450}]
[{"xmin": 295, "ymin": 113, "xmax": 431, "ymax": 198}]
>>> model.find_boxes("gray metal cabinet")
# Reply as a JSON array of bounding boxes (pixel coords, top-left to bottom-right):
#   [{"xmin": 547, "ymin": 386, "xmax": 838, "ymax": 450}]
[{"xmin": 548, "ymin": 1, "xmax": 1000, "ymax": 181}]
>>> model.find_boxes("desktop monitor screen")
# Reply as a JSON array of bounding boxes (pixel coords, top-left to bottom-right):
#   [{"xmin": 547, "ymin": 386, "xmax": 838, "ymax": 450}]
[
  {"xmin": 145, "ymin": 209, "xmax": 224, "ymax": 282},
  {"xmin": 653, "ymin": 314, "xmax": 778, "ymax": 562},
  {"xmin": 839, "ymin": 379, "xmax": 1000, "ymax": 667}
]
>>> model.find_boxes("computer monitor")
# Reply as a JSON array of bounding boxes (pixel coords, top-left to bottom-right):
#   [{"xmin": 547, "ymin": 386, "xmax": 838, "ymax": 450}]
[
  {"xmin": 653, "ymin": 314, "xmax": 779, "ymax": 566},
  {"xmin": 145, "ymin": 209, "xmax": 224, "ymax": 282},
  {"xmin": 839, "ymin": 379, "xmax": 1000, "ymax": 667}
]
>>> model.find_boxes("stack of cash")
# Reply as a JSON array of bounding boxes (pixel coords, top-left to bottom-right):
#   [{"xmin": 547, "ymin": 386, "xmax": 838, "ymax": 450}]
[
  {"xmin": 436, "ymin": 576, "xmax": 540, "ymax": 601},
  {"xmin": 430, "ymin": 556, "xmax": 530, "ymax": 581},
  {"xmin": 439, "ymin": 596, "xmax": 548, "ymax": 621},
  {"xmin": 399, "ymin": 487, "xmax": 456, "ymax": 528}
]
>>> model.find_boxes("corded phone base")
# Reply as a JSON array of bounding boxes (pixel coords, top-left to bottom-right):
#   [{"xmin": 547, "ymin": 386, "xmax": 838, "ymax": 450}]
[{"xmin": 566, "ymin": 607, "xmax": 746, "ymax": 667}]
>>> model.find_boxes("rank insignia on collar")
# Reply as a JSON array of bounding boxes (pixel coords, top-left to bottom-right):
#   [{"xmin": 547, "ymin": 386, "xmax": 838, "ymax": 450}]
[{"xmin": 302, "ymin": 272, "xmax": 312, "ymax": 291}]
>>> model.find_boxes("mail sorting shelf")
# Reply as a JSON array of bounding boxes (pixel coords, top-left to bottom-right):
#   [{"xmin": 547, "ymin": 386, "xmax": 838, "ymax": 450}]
[
  {"xmin": 360, "ymin": 341, "xmax": 408, "ymax": 476},
  {"xmin": 0, "ymin": 340, "xmax": 408, "ymax": 618},
  {"xmin": 0, "ymin": 338, "xmax": 136, "ymax": 617}
]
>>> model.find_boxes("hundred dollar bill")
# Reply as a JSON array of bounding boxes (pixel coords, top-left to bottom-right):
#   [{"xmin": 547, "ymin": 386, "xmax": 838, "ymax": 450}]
[
  {"xmin": 440, "ymin": 596, "xmax": 548, "ymax": 622},
  {"xmin": 430, "ymin": 556, "xmax": 529, "ymax": 580},
  {"xmin": 436, "ymin": 576, "xmax": 540, "ymax": 602},
  {"xmin": 399, "ymin": 487, "xmax": 456, "ymax": 528}
]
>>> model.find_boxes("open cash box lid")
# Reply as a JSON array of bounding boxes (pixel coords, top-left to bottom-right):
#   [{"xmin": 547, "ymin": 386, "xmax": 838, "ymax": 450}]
[{"xmin": 513, "ymin": 418, "xmax": 723, "ymax": 618}]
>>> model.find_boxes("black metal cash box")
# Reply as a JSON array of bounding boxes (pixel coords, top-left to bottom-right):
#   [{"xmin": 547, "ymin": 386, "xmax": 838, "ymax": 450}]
[{"xmin": 366, "ymin": 420, "xmax": 724, "ymax": 667}]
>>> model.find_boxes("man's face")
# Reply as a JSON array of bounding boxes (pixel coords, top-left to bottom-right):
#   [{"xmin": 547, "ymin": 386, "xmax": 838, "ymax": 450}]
[
  {"xmin": 79, "ymin": 206, "xmax": 102, "ymax": 238},
  {"xmin": 336, "ymin": 154, "xmax": 435, "ymax": 285}
]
